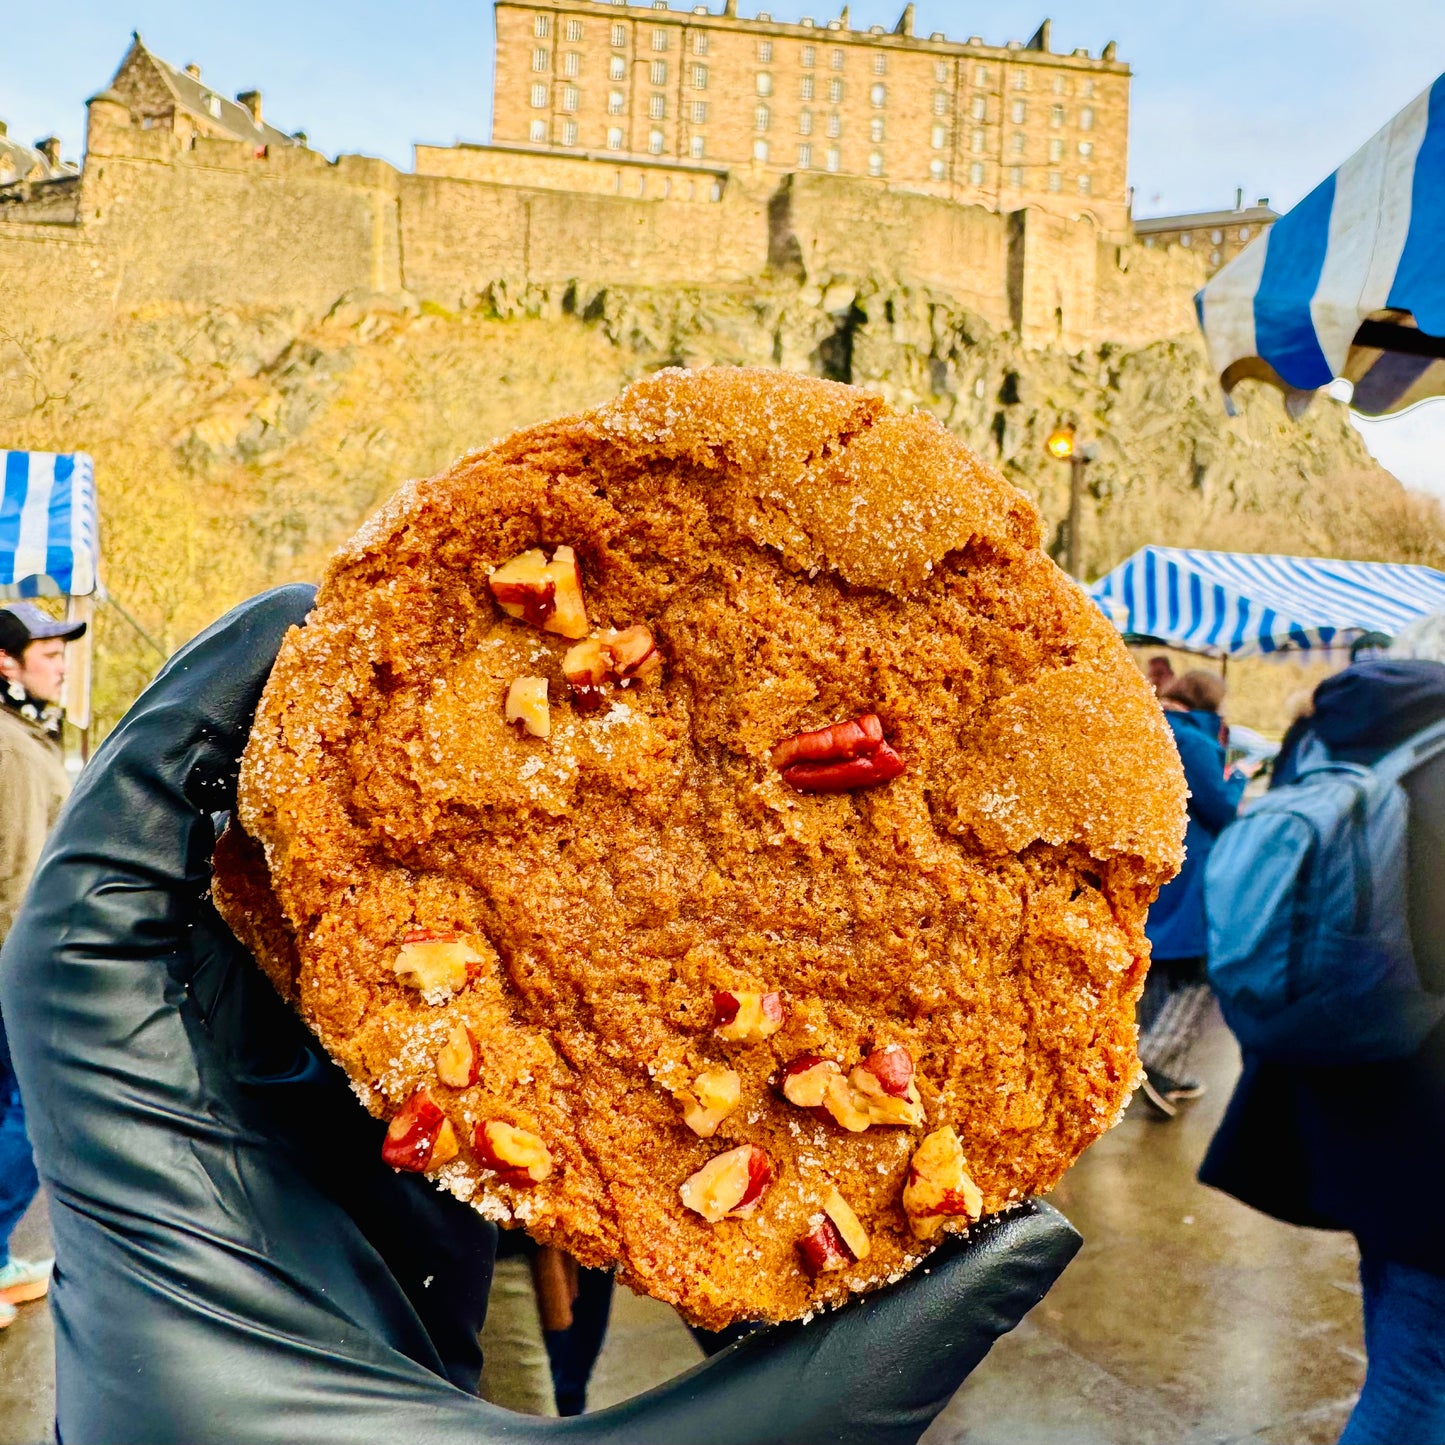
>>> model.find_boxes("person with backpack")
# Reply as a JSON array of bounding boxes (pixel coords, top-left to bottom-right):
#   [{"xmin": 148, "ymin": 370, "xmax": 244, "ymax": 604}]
[
  {"xmin": 1200, "ymin": 647, "xmax": 1445, "ymax": 1444},
  {"xmin": 1136, "ymin": 669, "xmax": 1249, "ymax": 1117}
]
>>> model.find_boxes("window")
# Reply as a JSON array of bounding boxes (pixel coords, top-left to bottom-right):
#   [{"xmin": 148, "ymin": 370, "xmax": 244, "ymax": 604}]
[
  {"xmin": 1048, "ymin": 137, "xmax": 1063, "ymax": 161},
  {"xmin": 931, "ymin": 123, "xmax": 946, "ymax": 149},
  {"xmin": 826, "ymin": 111, "xmax": 841, "ymax": 137},
  {"xmin": 692, "ymin": 64, "xmax": 708, "ymax": 88},
  {"xmin": 1052, "ymin": 75, "xmax": 1066, "ymax": 95},
  {"xmin": 1011, "ymin": 99, "xmax": 1026, "ymax": 123},
  {"xmin": 1048, "ymin": 171, "xmax": 1062, "ymax": 192},
  {"xmin": 565, "ymin": 18, "xmax": 583, "ymax": 41},
  {"xmin": 1079, "ymin": 107, "xmax": 1094, "ymax": 130},
  {"xmin": 970, "ymin": 128, "xmax": 984, "ymax": 153},
  {"xmin": 649, "ymin": 128, "xmax": 665, "ymax": 153},
  {"xmin": 801, "ymin": 75, "xmax": 815, "ymax": 100},
  {"xmin": 1210, "ymin": 248, "xmax": 1221, "ymax": 265},
  {"xmin": 531, "ymin": 83, "xmax": 549, "ymax": 108},
  {"xmin": 651, "ymin": 28, "xmax": 668, "ymax": 50},
  {"xmin": 869, "ymin": 117, "xmax": 884, "ymax": 142},
  {"xmin": 799, "ymin": 109, "xmax": 813, "ymax": 134},
  {"xmin": 1079, "ymin": 174, "xmax": 1092, "ymax": 195},
  {"xmin": 693, "ymin": 32, "xmax": 708, "ymax": 54},
  {"xmin": 532, "ymin": 48, "xmax": 550, "ymax": 71},
  {"xmin": 826, "ymin": 146, "xmax": 840, "ymax": 171},
  {"xmin": 648, "ymin": 93, "xmax": 665, "ymax": 118},
  {"xmin": 757, "ymin": 72, "xmax": 773, "ymax": 96},
  {"xmin": 691, "ymin": 99, "xmax": 707, "ymax": 122},
  {"xmin": 562, "ymin": 85, "xmax": 579, "ymax": 111},
  {"xmin": 563, "ymin": 52, "xmax": 580, "ymax": 77},
  {"xmin": 1010, "ymin": 132, "xmax": 1027, "ymax": 156},
  {"xmin": 974, "ymin": 64, "xmax": 988, "ymax": 85},
  {"xmin": 529, "ymin": 118, "xmax": 547, "ymax": 141},
  {"xmin": 931, "ymin": 91, "xmax": 947, "ymax": 116},
  {"xmin": 873, "ymin": 54, "xmax": 886, "ymax": 75},
  {"xmin": 1080, "ymin": 78, "xmax": 1095, "ymax": 98},
  {"xmin": 828, "ymin": 77, "xmax": 843, "ymax": 102},
  {"xmin": 534, "ymin": 14, "xmax": 550, "ymax": 37},
  {"xmin": 607, "ymin": 126, "xmax": 623, "ymax": 149},
  {"xmin": 690, "ymin": 134, "xmax": 704, "ymax": 157},
  {"xmin": 562, "ymin": 119, "xmax": 578, "ymax": 145},
  {"xmin": 758, "ymin": 39, "xmax": 773, "ymax": 62},
  {"xmin": 1211, "ymin": 229, "xmax": 1223, "ymax": 244},
  {"xmin": 869, "ymin": 82, "xmax": 886, "ymax": 106},
  {"xmin": 611, "ymin": 22, "xmax": 626, "ymax": 46},
  {"xmin": 609, "ymin": 55, "xmax": 626, "ymax": 80},
  {"xmin": 934, "ymin": 61, "xmax": 948, "ymax": 83},
  {"xmin": 1239, "ymin": 226, "xmax": 1251, "ymax": 241},
  {"xmin": 1050, "ymin": 104, "xmax": 1064, "ymax": 127},
  {"xmin": 1077, "ymin": 140, "xmax": 1093, "ymax": 159},
  {"xmin": 802, "ymin": 45, "xmax": 816, "ymax": 67},
  {"xmin": 868, "ymin": 151, "xmax": 883, "ymax": 176},
  {"xmin": 969, "ymin": 161, "xmax": 985, "ymax": 184},
  {"xmin": 1179, "ymin": 232, "xmax": 1192, "ymax": 247},
  {"xmin": 753, "ymin": 138, "xmax": 769, "ymax": 162},
  {"xmin": 929, "ymin": 158, "xmax": 945, "ymax": 180},
  {"xmin": 1012, "ymin": 71, "xmax": 1027, "ymax": 90},
  {"xmin": 830, "ymin": 48, "xmax": 844, "ymax": 69},
  {"xmin": 650, "ymin": 60, "xmax": 666, "ymax": 84},
  {"xmin": 609, "ymin": 90, "xmax": 626, "ymax": 114},
  {"xmin": 756, "ymin": 103, "xmax": 770, "ymax": 131},
  {"xmin": 970, "ymin": 95, "xmax": 986, "ymax": 120},
  {"xmin": 798, "ymin": 142, "xmax": 812, "ymax": 167},
  {"xmin": 1008, "ymin": 165, "xmax": 1023, "ymax": 187}
]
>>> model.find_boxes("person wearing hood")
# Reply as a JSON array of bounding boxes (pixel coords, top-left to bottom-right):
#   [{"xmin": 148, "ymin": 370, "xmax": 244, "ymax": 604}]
[
  {"xmin": 1200, "ymin": 641, "xmax": 1445, "ymax": 1445},
  {"xmin": 1137, "ymin": 669, "xmax": 1249, "ymax": 1117},
  {"xmin": 0, "ymin": 602, "xmax": 84, "ymax": 1330}
]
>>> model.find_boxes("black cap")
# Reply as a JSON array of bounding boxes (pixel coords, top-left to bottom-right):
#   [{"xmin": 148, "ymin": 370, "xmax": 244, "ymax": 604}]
[{"xmin": 0, "ymin": 602, "xmax": 87, "ymax": 658}]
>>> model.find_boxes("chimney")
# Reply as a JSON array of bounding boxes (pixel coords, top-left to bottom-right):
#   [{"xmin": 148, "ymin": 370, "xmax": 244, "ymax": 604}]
[
  {"xmin": 1235, "ymin": 186, "xmax": 1243, "ymax": 211},
  {"xmin": 37, "ymin": 137, "xmax": 62, "ymax": 169},
  {"xmin": 1257, "ymin": 196, "xmax": 1269, "ymax": 209},
  {"xmin": 237, "ymin": 90, "xmax": 262, "ymax": 124},
  {"xmin": 724, "ymin": 0, "xmax": 736, "ymax": 13},
  {"xmin": 893, "ymin": 2, "xmax": 914, "ymax": 36},
  {"xmin": 185, "ymin": 63, "xmax": 201, "ymax": 80},
  {"xmin": 0, "ymin": 120, "xmax": 7, "ymax": 137},
  {"xmin": 1102, "ymin": 40, "xmax": 1117, "ymax": 61},
  {"xmin": 1026, "ymin": 19, "xmax": 1051, "ymax": 51}
]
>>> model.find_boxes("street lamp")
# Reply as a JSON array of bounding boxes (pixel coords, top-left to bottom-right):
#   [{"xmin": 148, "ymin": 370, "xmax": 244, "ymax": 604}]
[{"xmin": 1045, "ymin": 426, "xmax": 1098, "ymax": 580}]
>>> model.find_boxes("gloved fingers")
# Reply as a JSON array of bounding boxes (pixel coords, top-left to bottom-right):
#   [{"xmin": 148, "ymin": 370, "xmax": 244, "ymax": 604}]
[{"xmin": 567, "ymin": 1200, "xmax": 1080, "ymax": 1445}]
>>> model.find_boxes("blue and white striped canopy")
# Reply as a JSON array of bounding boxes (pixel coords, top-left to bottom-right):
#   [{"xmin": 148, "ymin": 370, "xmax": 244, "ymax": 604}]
[
  {"xmin": 1089, "ymin": 547, "xmax": 1445, "ymax": 657},
  {"xmin": 0, "ymin": 451, "xmax": 99, "ymax": 599},
  {"xmin": 1198, "ymin": 74, "xmax": 1445, "ymax": 417}
]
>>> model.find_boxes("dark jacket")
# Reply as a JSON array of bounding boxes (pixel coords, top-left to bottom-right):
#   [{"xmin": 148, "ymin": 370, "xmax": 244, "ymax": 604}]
[
  {"xmin": 1145, "ymin": 709, "xmax": 1246, "ymax": 960},
  {"xmin": 1200, "ymin": 659, "xmax": 1445, "ymax": 1273}
]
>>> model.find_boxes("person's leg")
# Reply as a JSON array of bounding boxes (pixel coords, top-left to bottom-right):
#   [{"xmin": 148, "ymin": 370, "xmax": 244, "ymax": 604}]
[
  {"xmin": 545, "ymin": 1267, "xmax": 615, "ymax": 1416},
  {"xmin": 0, "ymin": 1019, "xmax": 40, "ymax": 1267},
  {"xmin": 1340, "ymin": 1249, "xmax": 1445, "ymax": 1444},
  {"xmin": 1138, "ymin": 957, "xmax": 1210, "ymax": 1088}
]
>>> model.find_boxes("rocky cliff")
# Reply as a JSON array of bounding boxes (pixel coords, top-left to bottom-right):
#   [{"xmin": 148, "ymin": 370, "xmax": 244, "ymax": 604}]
[{"xmin": 1, "ymin": 277, "xmax": 1438, "ymax": 734}]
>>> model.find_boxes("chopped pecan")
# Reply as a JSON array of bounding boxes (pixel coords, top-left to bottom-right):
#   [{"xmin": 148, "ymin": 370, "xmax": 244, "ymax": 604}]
[{"xmin": 772, "ymin": 713, "xmax": 904, "ymax": 793}]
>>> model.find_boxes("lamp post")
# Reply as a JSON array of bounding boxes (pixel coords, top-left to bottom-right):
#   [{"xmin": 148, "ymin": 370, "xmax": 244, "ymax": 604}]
[{"xmin": 1045, "ymin": 426, "xmax": 1098, "ymax": 580}]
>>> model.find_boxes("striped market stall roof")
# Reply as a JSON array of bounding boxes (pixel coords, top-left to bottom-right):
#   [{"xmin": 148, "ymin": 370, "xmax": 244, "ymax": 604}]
[
  {"xmin": 1089, "ymin": 547, "xmax": 1445, "ymax": 657},
  {"xmin": 0, "ymin": 451, "xmax": 99, "ymax": 599},
  {"xmin": 1198, "ymin": 74, "xmax": 1445, "ymax": 417}
]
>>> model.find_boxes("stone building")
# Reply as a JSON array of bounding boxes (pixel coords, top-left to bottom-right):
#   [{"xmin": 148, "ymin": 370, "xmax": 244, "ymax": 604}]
[
  {"xmin": 491, "ymin": 0, "xmax": 1131, "ymax": 235},
  {"xmin": 1133, "ymin": 193, "xmax": 1279, "ymax": 276}
]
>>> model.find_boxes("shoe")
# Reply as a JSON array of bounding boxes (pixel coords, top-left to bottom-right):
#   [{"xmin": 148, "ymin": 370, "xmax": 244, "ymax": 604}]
[
  {"xmin": 0, "ymin": 1256, "xmax": 53, "ymax": 1305},
  {"xmin": 1137, "ymin": 1073, "xmax": 1177, "ymax": 1119},
  {"xmin": 1153, "ymin": 1070, "xmax": 1206, "ymax": 1103},
  {"xmin": 0, "ymin": 1299, "xmax": 15, "ymax": 1329}
]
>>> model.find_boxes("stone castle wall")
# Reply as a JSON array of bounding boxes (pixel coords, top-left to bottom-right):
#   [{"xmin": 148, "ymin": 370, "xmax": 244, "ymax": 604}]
[{"xmin": 0, "ymin": 110, "xmax": 1203, "ymax": 352}]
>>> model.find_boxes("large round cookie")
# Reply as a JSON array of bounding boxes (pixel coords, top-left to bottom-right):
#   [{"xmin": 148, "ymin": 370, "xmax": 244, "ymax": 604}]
[{"xmin": 216, "ymin": 367, "xmax": 1185, "ymax": 1328}]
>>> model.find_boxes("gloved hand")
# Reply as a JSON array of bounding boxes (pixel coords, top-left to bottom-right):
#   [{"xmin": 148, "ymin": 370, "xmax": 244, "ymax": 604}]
[{"xmin": 0, "ymin": 587, "xmax": 1080, "ymax": 1445}]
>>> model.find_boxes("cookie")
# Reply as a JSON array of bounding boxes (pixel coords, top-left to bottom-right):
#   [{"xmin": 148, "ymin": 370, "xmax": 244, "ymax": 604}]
[{"xmin": 215, "ymin": 367, "xmax": 1185, "ymax": 1328}]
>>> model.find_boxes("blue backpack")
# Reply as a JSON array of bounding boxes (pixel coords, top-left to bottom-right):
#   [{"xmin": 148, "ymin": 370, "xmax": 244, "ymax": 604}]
[{"xmin": 1205, "ymin": 717, "xmax": 1445, "ymax": 1064}]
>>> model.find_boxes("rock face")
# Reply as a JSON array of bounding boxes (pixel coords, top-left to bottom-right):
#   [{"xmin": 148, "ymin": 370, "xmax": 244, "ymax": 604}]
[{"xmin": 1, "ymin": 277, "xmax": 1438, "ymax": 735}]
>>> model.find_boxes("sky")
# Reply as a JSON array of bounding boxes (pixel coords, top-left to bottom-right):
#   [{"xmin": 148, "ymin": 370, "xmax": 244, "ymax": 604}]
[{"xmin": 5, "ymin": 1, "xmax": 1445, "ymax": 492}]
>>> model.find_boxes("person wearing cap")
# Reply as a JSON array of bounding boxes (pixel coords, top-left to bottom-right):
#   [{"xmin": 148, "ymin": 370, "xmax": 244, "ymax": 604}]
[{"xmin": 0, "ymin": 601, "xmax": 84, "ymax": 1328}]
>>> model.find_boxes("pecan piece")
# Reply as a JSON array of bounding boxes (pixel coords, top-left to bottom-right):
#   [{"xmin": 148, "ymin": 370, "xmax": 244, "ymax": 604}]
[{"xmin": 772, "ymin": 713, "xmax": 904, "ymax": 793}]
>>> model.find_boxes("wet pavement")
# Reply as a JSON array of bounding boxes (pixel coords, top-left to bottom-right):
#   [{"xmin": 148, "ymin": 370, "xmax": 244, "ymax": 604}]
[{"xmin": 0, "ymin": 1008, "xmax": 1365, "ymax": 1443}]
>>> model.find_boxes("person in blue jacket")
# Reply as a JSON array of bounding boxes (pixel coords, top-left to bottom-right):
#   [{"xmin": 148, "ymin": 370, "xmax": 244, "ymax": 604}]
[{"xmin": 1138, "ymin": 669, "xmax": 1248, "ymax": 1117}]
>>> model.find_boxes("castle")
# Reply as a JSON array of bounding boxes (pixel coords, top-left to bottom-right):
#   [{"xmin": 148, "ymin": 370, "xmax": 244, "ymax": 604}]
[{"xmin": 0, "ymin": 12, "xmax": 1208, "ymax": 354}]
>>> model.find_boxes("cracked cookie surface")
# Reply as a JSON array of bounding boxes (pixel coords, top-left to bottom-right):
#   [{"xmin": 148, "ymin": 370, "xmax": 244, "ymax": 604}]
[{"xmin": 214, "ymin": 367, "xmax": 1185, "ymax": 1328}]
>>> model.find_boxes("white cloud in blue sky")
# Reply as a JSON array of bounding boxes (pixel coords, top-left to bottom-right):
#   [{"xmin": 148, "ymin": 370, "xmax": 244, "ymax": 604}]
[{"xmin": 5, "ymin": 2, "xmax": 1445, "ymax": 494}]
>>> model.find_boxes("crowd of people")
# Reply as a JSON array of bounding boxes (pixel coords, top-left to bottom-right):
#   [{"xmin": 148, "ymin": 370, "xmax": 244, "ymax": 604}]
[{"xmin": 0, "ymin": 599, "xmax": 1442, "ymax": 1440}]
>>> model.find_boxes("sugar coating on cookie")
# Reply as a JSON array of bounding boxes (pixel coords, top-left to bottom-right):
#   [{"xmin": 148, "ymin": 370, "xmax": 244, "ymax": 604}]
[{"xmin": 215, "ymin": 367, "xmax": 1185, "ymax": 1328}]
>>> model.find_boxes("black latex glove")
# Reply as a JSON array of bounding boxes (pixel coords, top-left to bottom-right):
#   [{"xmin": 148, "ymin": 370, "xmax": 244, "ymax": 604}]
[{"xmin": 0, "ymin": 588, "xmax": 1081, "ymax": 1445}]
